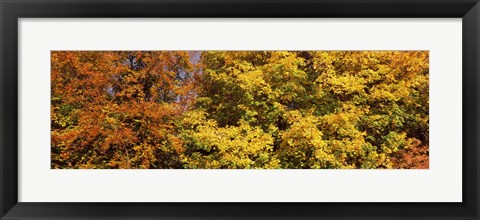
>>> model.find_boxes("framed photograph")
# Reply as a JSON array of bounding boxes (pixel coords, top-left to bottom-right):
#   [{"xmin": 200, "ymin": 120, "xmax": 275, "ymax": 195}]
[{"xmin": 1, "ymin": 0, "xmax": 479, "ymax": 219}]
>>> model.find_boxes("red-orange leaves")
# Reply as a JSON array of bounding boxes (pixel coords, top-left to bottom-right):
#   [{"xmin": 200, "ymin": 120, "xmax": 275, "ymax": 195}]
[{"xmin": 51, "ymin": 51, "xmax": 196, "ymax": 168}]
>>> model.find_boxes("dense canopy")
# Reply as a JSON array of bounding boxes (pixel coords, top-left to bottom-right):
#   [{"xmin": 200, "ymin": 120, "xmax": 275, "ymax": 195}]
[{"xmin": 51, "ymin": 51, "xmax": 429, "ymax": 169}]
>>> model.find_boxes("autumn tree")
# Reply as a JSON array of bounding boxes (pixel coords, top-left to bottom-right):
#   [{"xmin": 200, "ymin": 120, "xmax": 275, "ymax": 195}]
[
  {"xmin": 181, "ymin": 51, "xmax": 429, "ymax": 169},
  {"xmin": 51, "ymin": 51, "xmax": 197, "ymax": 168}
]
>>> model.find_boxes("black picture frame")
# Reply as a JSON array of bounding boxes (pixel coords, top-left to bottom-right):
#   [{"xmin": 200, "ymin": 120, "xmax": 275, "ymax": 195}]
[{"xmin": 1, "ymin": 0, "xmax": 479, "ymax": 219}]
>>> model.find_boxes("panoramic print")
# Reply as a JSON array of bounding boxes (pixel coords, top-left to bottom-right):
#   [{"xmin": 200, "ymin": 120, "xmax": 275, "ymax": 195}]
[{"xmin": 51, "ymin": 51, "xmax": 429, "ymax": 169}]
